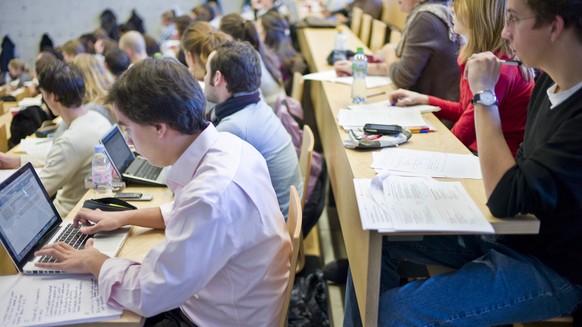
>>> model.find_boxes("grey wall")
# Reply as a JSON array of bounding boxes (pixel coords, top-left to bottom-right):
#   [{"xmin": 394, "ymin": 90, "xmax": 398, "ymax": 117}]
[{"xmin": 0, "ymin": 0, "xmax": 249, "ymax": 70}]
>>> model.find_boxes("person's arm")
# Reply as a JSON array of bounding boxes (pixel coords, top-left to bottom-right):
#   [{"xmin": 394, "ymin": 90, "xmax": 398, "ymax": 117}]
[
  {"xmin": 0, "ymin": 152, "xmax": 22, "ymax": 169},
  {"xmin": 389, "ymin": 13, "xmax": 446, "ymax": 90},
  {"xmin": 466, "ymin": 52, "xmax": 515, "ymax": 198},
  {"xmin": 74, "ymin": 206, "xmax": 166, "ymax": 233}
]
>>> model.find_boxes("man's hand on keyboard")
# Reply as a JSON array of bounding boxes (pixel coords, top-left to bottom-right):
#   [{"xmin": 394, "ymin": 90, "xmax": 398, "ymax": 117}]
[
  {"xmin": 74, "ymin": 208, "xmax": 126, "ymax": 234},
  {"xmin": 34, "ymin": 239, "xmax": 109, "ymax": 276}
]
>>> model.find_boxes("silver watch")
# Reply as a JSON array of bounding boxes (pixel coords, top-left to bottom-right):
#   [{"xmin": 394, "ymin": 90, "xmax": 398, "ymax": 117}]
[{"xmin": 472, "ymin": 90, "xmax": 498, "ymax": 106}]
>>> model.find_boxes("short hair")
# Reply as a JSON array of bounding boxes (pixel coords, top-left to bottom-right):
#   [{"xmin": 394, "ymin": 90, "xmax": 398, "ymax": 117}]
[
  {"xmin": 181, "ymin": 22, "xmax": 232, "ymax": 71},
  {"xmin": 119, "ymin": 31, "xmax": 146, "ymax": 56},
  {"xmin": 8, "ymin": 59, "xmax": 29, "ymax": 73},
  {"xmin": 61, "ymin": 39, "xmax": 86, "ymax": 57},
  {"xmin": 35, "ymin": 51, "xmax": 60, "ymax": 76},
  {"xmin": 210, "ymin": 41, "xmax": 261, "ymax": 94},
  {"xmin": 454, "ymin": 0, "xmax": 511, "ymax": 63},
  {"xmin": 104, "ymin": 48, "xmax": 130, "ymax": 77},
  {"xmin": 106, "ymin": 57, "xmax": 207, "ymax": 134},
  {"xmin": 38, "ymin": 60, "xmax": 85, "ymax": 108},
  {"xmin": 524, "ymin": 0, "xmax": 582, "ymax": 43},
  {"xmin": 175, "ymin": 15, "xmax": 194, "ymax": 38}
]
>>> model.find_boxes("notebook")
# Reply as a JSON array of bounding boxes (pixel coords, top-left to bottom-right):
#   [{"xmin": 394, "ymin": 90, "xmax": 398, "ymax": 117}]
[
  {"xmin": 100, "ymin": 124, "xmax": 169, "ymax": 186},
  {"xmin": 0, "ymin": 163, "xmax": 130, "ymax": 274}
]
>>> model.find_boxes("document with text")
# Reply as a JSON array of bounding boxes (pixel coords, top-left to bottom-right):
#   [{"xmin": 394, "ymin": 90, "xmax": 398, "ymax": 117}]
[
  {"xmin": 338, "ymin": 106, "xmax": 429, "ymax": 130},
  {"xmin": 354, "ymin": 175, "xmax": 493, "ymax": 233},
  {"xmin": 372, "ymin": 148, "xmax": 482, "ymax": 179},
  {"xmin": 0, "ymin": 274, "xmax": 122, "ymax": 327}
]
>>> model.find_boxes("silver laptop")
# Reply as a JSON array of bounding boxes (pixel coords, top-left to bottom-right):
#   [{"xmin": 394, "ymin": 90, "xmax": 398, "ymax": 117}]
[
  {"xmin": 100, "ymin": 124, "xmax": 169, "ymax": 186},
  {"xmin": 0, "ymin": 163, "xmax": 130, "ymax": 274}
]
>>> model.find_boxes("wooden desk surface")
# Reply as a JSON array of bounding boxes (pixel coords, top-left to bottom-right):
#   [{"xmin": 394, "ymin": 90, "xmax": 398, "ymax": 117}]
[{"xmin": 297, "ymin": 26, "xmax": 538, "ymax": 326}]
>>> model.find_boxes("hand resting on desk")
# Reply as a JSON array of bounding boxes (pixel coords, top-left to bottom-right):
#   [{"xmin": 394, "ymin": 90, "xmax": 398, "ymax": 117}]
[{"xmin": 389, "ymin": 89, "xmax": 430, "ymax": 107}]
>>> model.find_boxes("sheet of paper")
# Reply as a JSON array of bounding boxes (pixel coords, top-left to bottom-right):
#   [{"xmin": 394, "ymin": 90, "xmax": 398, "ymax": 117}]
[
  {"xmin": 354, "ymin": 179, "xmax": 395, "ymax": 231},
  {"xmin": 372, "ymin": 148, "xmax": 482, "ymax": 179},
  {"xmin": 0, "ymin": 274, "xmax": 122, "ymax": 327},
  {"xmin": 347, "ymin": 100, "xmax": 440, "ymax": 113},
  {"xmin": 303, "ymin": 70, "xmax": 392, "ymax": 88},
  {"xmin": 355, "ymin": 176, "xmax": 493, "ymax": 233},
  {"xmin": 338, "ymin": 106, "xmax": 428, "ymax": 129},
  {"xmin": 18, "ymin": 138, "xmax": 54, "ymax": 154}
]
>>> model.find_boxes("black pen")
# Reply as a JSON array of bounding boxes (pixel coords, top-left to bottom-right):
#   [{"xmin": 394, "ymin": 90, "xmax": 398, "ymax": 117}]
[{"xmin": 500, "ymin": 59, "xmax": 523, "ymax": 66}]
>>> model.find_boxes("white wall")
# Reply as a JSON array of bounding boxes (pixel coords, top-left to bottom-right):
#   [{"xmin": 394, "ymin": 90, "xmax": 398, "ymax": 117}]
[{"xmin": 0, "ymin": 0, "xmax": 222, "ymax": 70}]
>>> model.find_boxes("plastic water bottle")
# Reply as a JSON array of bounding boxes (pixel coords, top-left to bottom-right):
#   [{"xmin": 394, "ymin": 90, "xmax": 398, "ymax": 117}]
[
  {"xmin": 92, "ymin": 144, "xmax": 112, "ymax": 194},
  {"xmin": 332, "ymin": 27, "xmax": 347, "ymax": 63},
  {"xmin": 351, "ymin": 47, "xmax": 368, "ymax": 104}
]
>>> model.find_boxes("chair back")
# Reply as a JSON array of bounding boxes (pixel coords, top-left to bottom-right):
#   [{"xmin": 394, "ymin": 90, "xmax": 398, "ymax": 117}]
[
  {"xmin": 0, "ymin": 124, "xmax": 7, "ymax": 153},
  {"xmin": 279, "ymin": 185, "xmax": 303, "ymax": 327},
  {"xmin": 369, "ymin": 19, "xmax": 388, "ymax": 52},
  {"xmin": 290, "ymin": 71, "xmax": 304, "ymax": 103},
  {"xmin": 299, "ymin": 125, "xmax": 314, "ymax": 207},
  {"xmin": 381, "ymin": 0, "xmax": 407, "ymax": 32},
  {"xmin": 359, "ymin": 14, "xmax": 373, "ymax": 47},
  {"xmin": 350, "ymin": 7, "xmax": 364, "ymax": 36}
]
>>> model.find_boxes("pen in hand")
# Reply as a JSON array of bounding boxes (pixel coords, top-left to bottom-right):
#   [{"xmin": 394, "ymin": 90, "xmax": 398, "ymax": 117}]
[{"xmin": 500, "ymin": 59, "xmax": 523, "ymax": 66}]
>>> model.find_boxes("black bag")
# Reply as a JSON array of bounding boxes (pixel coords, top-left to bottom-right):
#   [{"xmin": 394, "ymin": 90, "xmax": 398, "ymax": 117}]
[
  {"xmin": 288, "ymin": 269, "xmax": 331, "ymax": 327},
  {"xmin": 83, "ymin": 197, "xmax": 137, "ymax": 211}
]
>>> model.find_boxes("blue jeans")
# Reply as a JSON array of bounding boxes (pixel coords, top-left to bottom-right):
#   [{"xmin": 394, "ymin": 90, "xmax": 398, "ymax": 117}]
[{"xmin": 344, "ymin": 235, "xmax": 582, "ymax": 326}]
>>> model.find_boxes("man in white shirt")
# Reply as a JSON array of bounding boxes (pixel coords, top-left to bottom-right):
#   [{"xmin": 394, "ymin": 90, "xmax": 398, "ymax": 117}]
[{"xmin": 34, "ymin": 57, "xmax": 292, "ymax": 327}]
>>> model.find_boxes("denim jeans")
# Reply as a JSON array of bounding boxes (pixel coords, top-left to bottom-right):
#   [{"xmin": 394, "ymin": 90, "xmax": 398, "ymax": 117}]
[{"xmin": 344, "ymin": 235, "xmax": 582, "ymax": 327}]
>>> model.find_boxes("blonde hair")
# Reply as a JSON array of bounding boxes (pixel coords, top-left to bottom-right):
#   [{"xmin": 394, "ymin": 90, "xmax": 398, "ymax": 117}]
[
  {"xmin": 454, "ymin": 0, "xmax": 512, "ymax": 63},
  {"xmin": 72, "ymin": 54, "xmax": 116, "ymax": 119},
  {"xmin": 8, "ymin": 59, "xmax": 29, "ymax": 73},
  {"xmin": 181, "ymin": 21, "xmax": 232, "ymax": 71},
  {"xmin": 62, "ymin": 39, "xmax": 86, "ymax": 57}
]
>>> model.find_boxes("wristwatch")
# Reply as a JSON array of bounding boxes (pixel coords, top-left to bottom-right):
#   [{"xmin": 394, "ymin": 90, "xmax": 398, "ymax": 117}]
[{"xmin": 471, "ymin": 90, "xmax": 498, "ymax": 106}]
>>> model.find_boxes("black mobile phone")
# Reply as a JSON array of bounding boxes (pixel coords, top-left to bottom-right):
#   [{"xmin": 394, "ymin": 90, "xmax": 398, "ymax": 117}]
[{"xmin": 363, "ymin": 124, "xmax": 403, "ymax": 135}]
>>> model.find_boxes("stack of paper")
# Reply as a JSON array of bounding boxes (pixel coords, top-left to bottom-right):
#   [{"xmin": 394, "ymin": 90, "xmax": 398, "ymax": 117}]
[
  {"xmin": 338, "ymin": 106, "xmax": 430, "ymax": 130},
  {"xmin": 303, "ymin": 70, "xmax": 392, "ymax": 89},
  {"xmin": 354, "ymin": 175, "xmax": 493, "ymax": 233},
  {"xmin": 0, "ymin": 275, "xmax": 122, "ymax": 327},
  {"xmin": 372, "ymin": 148, "xmax": 482, "ymax": 179}
]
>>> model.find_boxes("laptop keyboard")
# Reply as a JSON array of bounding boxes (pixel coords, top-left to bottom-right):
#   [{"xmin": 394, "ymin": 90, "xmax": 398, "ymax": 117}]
[
  {"xmin": 39, "ymin": 224, "xmax": 89, "ymax": 263},
  {"xmin": 126, "ymin": 157, "xmax": 163, "ymax": 180}
]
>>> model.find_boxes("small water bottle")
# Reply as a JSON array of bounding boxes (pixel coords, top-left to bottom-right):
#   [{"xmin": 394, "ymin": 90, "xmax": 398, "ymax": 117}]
[
  {"xmin": 332, "ymin": 27, "xmax": 347, "ymax": 63},
  {"xmin": 351, "ymin": 47, "xmax": 368, "ymax": 104},
  {"xmin": 92, "ymin": 144, "xmax": 112, "ymax": 194}
]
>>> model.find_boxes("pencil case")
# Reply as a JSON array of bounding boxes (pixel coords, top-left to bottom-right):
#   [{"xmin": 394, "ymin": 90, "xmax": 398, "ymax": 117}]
[{"xmin": 83, "ymin": 197, "xmax": 137, "ymax": 211}]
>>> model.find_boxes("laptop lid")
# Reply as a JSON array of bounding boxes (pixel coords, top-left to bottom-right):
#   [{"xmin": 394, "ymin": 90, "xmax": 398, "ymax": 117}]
[
  {"xmin": 0, "ymin": 163, "xmax": 62, "ymax": 272},
  {"xmin": 100, "ymin": 124, "xmax": 135, "ymax": 178}
]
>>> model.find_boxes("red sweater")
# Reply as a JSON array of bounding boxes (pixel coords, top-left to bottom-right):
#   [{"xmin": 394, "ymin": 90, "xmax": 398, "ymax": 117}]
[{"xmin": 428, "ymin": 55, "xmax": 534, "ymax": 157}]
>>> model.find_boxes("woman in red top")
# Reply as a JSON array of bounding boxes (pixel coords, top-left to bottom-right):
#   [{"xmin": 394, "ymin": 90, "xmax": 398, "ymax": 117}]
[{"xmin": 389, "ymin": 0, "xmax": 534, "ymax": 157}]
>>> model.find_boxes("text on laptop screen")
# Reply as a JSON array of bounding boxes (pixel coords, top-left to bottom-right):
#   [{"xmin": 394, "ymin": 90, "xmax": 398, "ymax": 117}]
[
  {"xmin": 0, "ymin": 167, "xmax": 59, "ymax": 262},
  {"xmin": 101, "ymin": 125, "xmax": 135, "ymax": 173}
]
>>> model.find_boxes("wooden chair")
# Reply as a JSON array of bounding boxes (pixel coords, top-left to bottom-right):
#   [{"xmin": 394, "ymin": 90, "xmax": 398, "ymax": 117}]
[
  {"xmin": 0, "ymin": 124, "xmax": 8, "ymax": 153},
  {"xmin": 381, "ymin": 0, "xmax": 407, "ymax": 32},
  {"xmin": 290, "ymin": 72, "xmax": 304, "ymax": 103},
  {"xmin": 278, "ymin": 185, "xmax": 303, "ymax": 327},
  {"xmin": 350, "ymin": 7, "xmax": 364, "ymax": 36},
  {"xmin": 295, "ymin": 125, "xmax": 315, "ymax": 273},
  {"xmin": 359, "ymin": 13, "xmax": 373, "ymax": 47},
  {"xmin": 369, "ymin": 19, "xmax": 388, "ymax": 52}
]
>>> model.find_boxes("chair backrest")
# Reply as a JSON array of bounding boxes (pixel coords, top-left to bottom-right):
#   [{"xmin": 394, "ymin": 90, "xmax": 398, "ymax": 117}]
[
  {"xmin": 388, "ymin": 28, "xmax": 402, "ymax": 46},
  {"xmin": 381, "ymin": 0, "xmax": 407, "ymax": 32},
  {"xmin": 359, "ymin": 14, "xmax": 373, "ymax": 47},
  {"xmin": 0, "ymin": 124, "xmax": 8, "ymax": 153},
  {"xmin": 299, "ymin": 125, "xmax": 314, "ymax": 207},
  {"xmin": 290, "ymin": 71, "xmax": 304, "ymax": 103},
  {"xmin": 350, "ymin": 7, "xmax": 364, "ymax": 36},
  {"xmin": 369, "ymin": 19, "xmax": 388, "ymax": 52},
  {"xmin": 279, "ymin": 185, "xmax": 303, "ymax": 327}
]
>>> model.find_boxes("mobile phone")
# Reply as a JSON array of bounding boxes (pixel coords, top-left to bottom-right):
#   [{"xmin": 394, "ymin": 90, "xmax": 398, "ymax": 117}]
[
  {"xmin": 113, "ymin": 192, "xmax": 153, "ymax": 201},
  {"xmin": 363, "ymin": 124, "xmax": 403, "ymax": 135}
]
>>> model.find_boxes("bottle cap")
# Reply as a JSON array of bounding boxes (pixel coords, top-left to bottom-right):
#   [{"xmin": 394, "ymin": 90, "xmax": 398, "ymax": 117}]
[
  {"xmin": 357, "ymin": 47, "xmax": 364, "ymax": 52},
  {"xmin": 94, "ymin": 144, "xmax": 106, "ymax": 152}
]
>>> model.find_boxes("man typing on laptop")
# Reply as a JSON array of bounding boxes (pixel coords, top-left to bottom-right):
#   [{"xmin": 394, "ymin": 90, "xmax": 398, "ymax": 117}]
[{"xmin": 33, "ymin": 57, "xmax": 291, "ymax": 327}]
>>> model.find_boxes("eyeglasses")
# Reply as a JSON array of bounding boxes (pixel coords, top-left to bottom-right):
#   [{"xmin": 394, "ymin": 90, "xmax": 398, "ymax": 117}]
[{"xmin": 505, "ymin": 13, "xmax": 536, "ymax": 27}]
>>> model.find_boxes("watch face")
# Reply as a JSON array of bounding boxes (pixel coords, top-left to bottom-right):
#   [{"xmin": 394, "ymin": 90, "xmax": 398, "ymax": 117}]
[{"xmin": 475, "ymin": 90, "xmax": 497, "ymax": 106}]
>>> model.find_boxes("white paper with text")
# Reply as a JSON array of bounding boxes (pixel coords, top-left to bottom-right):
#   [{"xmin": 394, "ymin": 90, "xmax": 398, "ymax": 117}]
[{"xmin": 0, "ymin": 275, "xmax": 121, "ymax": 327}]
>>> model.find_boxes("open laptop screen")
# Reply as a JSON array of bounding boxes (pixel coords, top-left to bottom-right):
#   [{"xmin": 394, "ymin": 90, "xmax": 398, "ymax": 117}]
[
  {"xmin": 101, "ymin": 125, "xmax": 135, "ymax": 175},
  {"xmin": 0, "ymin": 163, "xmax": 60, "ymax": 264}
]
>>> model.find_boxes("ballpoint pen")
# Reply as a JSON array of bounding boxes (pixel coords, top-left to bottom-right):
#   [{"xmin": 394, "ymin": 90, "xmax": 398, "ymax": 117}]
[{"xmin": 500, "ymin": 59, "xmax": 523, "ymax": 66}]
